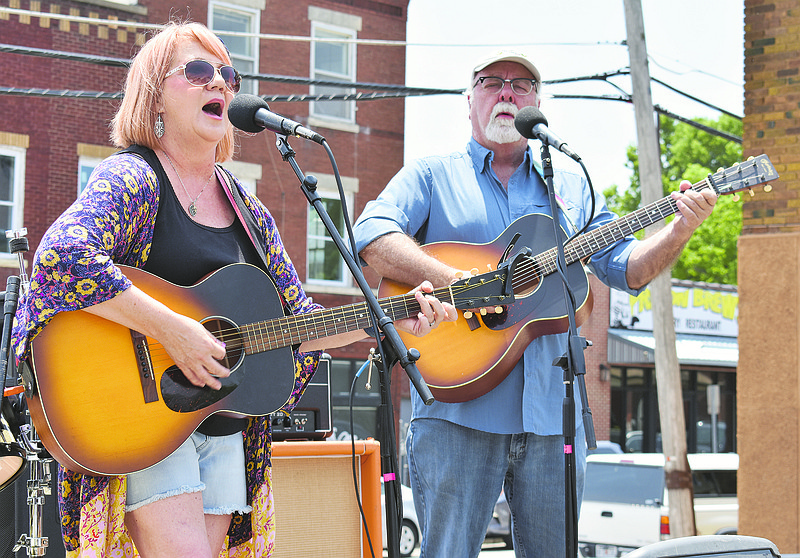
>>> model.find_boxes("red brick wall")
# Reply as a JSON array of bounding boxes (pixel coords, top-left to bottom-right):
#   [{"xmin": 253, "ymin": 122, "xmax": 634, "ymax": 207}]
[
  {"xmin": 0, "ymin": 0, "xmax": 408, "ymax": 333},
  {"xmin": 0, "ymin": 0, "xmax": 144, "ymax": 257},
  {"xmin": 1, "ymin": 0, "xmax": 409, "ymax": 441},
  {"xmin": 583, "ymin": 274, "xmax": 612, "ymax": 442}
]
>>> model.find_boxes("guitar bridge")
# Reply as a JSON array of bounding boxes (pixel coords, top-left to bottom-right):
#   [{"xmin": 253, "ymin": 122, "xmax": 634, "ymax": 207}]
[{"xmin": 131, "ymin": 330, "xmax": 159, "ymax": 404}]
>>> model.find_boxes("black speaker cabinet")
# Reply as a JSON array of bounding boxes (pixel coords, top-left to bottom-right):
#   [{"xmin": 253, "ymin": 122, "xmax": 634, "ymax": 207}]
[{"xmin": 270, "ymin": 354, "xmax": 332, "ymax": 441}]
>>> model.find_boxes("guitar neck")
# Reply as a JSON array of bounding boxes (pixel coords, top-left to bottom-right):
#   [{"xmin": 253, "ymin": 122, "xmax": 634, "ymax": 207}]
[
  {"xmin": 533, "ymin": 179, "xmax": 713, "ymax": 277},
  {"xmin": 238, "ymin": 287, "xmax": 450, "ymax": 355}
]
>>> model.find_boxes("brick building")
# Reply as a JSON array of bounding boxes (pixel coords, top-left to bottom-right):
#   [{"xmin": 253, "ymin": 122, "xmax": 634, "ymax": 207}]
[
  {"xmin": 0, "ymin": 0, "xmax": 409, "ymax": 456},
  {"xmin": 739, "ymin": 0, "xmax": 800, "ymax": 551}
]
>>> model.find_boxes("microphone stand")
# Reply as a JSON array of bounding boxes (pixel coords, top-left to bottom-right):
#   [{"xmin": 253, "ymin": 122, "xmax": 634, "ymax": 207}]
[
  {"xmin": 537, "ymin": 143, "xmax": 596, "ymax": 558},
  {"xmin": 274, "ymin": 134, "xmax": 430, "ymax": 558}
]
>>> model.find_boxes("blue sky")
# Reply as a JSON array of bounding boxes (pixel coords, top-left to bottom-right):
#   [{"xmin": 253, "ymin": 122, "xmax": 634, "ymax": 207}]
[{"xmin": 403, "ymin": 0, "xmax": 744, "ymax": 192}]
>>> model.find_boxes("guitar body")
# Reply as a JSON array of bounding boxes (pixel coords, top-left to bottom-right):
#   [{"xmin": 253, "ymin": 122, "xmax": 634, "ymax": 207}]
[
  {"xmin": 23, "ymin": 263, "xmax": 296, "ymax": 475},
  {"xmin": 378, "ymin": 213, "xmax": 593, "ymax": 402}
]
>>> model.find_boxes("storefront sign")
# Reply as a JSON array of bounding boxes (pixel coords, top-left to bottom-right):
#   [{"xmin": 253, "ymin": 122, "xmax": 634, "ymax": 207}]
[{"xmin": 609, "ymin": 284, "xmax": 738, "ymax": 337}]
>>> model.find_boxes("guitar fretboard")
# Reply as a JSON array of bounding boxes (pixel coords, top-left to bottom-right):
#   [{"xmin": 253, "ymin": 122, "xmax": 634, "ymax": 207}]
[
  {"xmin": 237, "ymin": 295, "xmax": 425, "ymax": 354},
  {"xmin": 508, "ymin": 180, "xmax": 710, "ymax": 290},
  {"xmin": 229, "ymin": 270, "xmax": 510, "ymax": 355}
]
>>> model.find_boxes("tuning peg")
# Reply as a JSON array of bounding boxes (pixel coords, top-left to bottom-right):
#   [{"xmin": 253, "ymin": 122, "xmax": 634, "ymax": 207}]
[
  {"xmin": 479, "ymin": 308, "xmax": 487, "ymax": 316},
  {"xmin": 764, "ymin": 184, "xmax": 773, "ymax": 193},
  {"xmin": 717, "ymin": 167, "xmax": 724, "ymax": 173},
  {"xmin": 748, "ymin": 189, "xmax": 755, "ymax": 197},
  {"xmin": 733, "ymin": 194, "xmax": 740, "ymax": 202},
  {"xmin": 454, "ymin": 271, "xmax": 464, "ymax": 279},
  {"xmin": 747, "ymin": 155, "xmax": 754, "ymax": 160},
  {"xmin": 494, "ymin": 306, "xmax": 503, "ymax": 314},
  {"xmin": 470, "ymin": 268, "xmax": 479, "ymax": 276},
  {"xmin": 463, "ymin": 310, "xmax": 473, "ymax": 319}
]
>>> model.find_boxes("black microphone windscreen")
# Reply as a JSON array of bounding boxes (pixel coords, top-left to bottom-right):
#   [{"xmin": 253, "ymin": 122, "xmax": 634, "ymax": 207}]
[
  {"xmin": 514, "ymin": 106, "xmax": 549, "ymax": 139},
  {"xmin": 228, "ymin": 94, "xmax": 269, "ymax": 133}
]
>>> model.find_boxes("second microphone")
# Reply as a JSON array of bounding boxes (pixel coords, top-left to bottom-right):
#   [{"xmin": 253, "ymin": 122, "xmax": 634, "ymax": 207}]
[{"xmin": 228, "ymin": 93, "xmax": 326, "ymax": 144}]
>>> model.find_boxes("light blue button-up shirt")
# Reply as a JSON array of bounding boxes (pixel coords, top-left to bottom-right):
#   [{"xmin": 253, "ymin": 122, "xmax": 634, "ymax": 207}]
[{"xmin": 353, "ymin": 138, "xmax": 643, "ymax": 435}]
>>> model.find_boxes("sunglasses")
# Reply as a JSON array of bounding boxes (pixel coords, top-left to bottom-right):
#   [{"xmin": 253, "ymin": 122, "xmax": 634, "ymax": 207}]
[{"xmin": 165, "ymin": 59, "xmax": 241, "ymax": 93}]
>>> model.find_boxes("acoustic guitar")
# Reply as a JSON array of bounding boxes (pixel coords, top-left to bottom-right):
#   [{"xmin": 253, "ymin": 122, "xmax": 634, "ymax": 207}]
[
  {"xmin": 378, "ymin": 155, "xmax": 778, "ymax": 402},
  {"xmin": 22, "ymin": 262, "xmax": 515, "ymax": 475}
]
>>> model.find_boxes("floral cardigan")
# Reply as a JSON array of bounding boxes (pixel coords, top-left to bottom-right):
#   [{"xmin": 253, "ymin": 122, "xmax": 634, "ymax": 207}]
[{"xmin": 11, "ymin": 151, "xmax": 322, "ymax": 558}]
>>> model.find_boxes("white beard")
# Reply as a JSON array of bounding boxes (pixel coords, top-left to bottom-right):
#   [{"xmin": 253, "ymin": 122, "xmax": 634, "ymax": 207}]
[{"xmin": 484, "ymin": 102, "xmax": 522, "ymax": 144}]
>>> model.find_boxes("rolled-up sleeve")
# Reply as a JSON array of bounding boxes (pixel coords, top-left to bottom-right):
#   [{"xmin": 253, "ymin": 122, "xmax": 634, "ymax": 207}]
[{"xmin": 354, "ymin": 159, "xmax": 434, "ymax": 254}]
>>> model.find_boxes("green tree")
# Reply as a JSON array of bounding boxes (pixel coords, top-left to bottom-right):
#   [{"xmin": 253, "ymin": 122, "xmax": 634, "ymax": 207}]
[{"xmin": 602, "ymin": 114, "xmax": 743, "ymax": 284}]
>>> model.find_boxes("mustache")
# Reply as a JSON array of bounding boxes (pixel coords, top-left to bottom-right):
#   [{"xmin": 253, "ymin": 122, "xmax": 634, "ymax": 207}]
[{"xmin": 490, "ymin": 102, "xmax": 519, "ymax": 121}]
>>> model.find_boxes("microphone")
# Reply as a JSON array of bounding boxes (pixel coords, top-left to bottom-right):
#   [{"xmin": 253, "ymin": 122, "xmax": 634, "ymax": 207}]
[
  {"xmin": 514, "ymin": 106, "xmax": 581, "ymax": 162},
  {"xmin": 228, "ymin": 93, "xmax": 325, "ymax": 144}
]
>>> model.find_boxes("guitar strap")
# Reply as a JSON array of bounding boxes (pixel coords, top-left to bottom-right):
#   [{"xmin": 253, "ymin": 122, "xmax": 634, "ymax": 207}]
[
  {"xmin": 216, "ymin": 168, "xmax": 294, "ymax": 316},
  {"xmin": 215, "ymin": 167, "xmax": 270, "ymax": 270}
]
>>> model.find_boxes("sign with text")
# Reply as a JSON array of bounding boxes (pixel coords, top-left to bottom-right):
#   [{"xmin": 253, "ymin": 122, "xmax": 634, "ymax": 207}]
[{"xmin": 609, "ymin": 284, "xmax": 738, "ymax": 337}]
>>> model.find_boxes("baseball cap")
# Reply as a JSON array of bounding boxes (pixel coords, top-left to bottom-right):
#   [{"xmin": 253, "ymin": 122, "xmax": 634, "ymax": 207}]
[{"xmin": 471, "ymin": 50, "xmax": 541, "ymax": 85}]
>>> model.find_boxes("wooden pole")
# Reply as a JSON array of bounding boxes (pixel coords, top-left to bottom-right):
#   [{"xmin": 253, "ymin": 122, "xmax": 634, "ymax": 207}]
[{"xmin": 622, "ymin": 0, "xmax": 696, "ymax": 538}]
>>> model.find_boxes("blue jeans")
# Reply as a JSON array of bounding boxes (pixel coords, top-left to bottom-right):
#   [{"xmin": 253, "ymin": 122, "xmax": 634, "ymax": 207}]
[{"xmin": 407, "ymin": 418, "xmax": 586, "ymax": 558}]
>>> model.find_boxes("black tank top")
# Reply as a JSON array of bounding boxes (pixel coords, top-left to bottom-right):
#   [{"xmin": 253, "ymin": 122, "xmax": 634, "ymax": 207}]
[{"xmin": 129, "ymin": 146, "xmax": 262, "ymax": 435}]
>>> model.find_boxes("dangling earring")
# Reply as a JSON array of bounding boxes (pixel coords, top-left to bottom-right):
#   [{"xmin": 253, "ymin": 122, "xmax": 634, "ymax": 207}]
[{"xmin": 154, "ymin": 114, "xmax": 165, "ymax": 139}]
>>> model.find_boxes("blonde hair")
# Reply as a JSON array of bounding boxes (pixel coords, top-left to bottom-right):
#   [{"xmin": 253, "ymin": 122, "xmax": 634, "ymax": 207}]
[{"xmin": 110, "ymin": 21, "xmax": 235, "ymax": 162}]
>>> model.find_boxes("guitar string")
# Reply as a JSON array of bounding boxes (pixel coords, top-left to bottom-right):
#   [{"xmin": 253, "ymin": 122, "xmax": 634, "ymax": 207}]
[
  {"xmin": 141, "ymin": 165, "xmax": 762, "ymax": 366},
  {"xmin": 139, "ymin": 279, "xmax": 512, "ymax": 363},
  {"xmin": 518, "ymin": 161, "xmax": 765, "ymax": 283}
]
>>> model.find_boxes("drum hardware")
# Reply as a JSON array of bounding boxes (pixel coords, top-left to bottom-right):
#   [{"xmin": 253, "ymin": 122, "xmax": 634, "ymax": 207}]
[{"xmin": 1, "ymin": 228, "xmax": 55, "ymax": 557}]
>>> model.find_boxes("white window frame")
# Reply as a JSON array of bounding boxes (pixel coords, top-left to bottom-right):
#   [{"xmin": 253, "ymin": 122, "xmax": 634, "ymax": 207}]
[
  {"xmin": 78, "ymin": 155, "xmax": 103, "ymax": 196},
  {"xmin": 0, "ymin": 145, "xmax": 26, "ymax": 258},
  {"xmin": 309, "ymin": 20, "xmax": 357, "ymax": 125},
  {"xmin": 209, "ymin": 1, "xmax": 260, "ymax": 96},
  {"xmin": 306, "ymin": 188, "xmax": 353, "ymax": 288}
]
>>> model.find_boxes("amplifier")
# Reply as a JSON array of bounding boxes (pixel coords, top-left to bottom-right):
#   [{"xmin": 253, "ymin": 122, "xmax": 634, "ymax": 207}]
[{"xmin": 270, "ymin": 354, "xmax": 331, "ymax": 441}]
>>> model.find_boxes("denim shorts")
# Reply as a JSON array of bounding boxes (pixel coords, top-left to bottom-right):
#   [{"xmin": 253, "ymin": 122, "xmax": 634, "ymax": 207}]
[{"xmin": 125, "ymin": 431, "xmax": 251, "ymax": 515}]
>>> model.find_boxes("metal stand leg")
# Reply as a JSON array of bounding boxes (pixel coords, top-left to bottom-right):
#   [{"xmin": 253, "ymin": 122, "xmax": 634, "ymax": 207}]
[
  {"xmin": 3, "ymin": 228, "xmax": 55, "ymax": 557},
  {"xmin": 13, "ymin": 456, "xmax": 51, "ymax": 557}
]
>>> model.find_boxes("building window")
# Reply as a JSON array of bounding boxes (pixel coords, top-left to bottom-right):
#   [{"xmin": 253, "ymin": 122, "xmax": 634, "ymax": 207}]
[
  {"xmin": 609, "ymin": 366, "xmax": 736, "ymax": 454},
  {"xmin": 210, "ymin": 2, "xmax": 259, "ymax": 96},
  {"xmin": 222, "ymin": 160, "xmax": 261, "ymax": 195},
  {"xmin": 78, "ymin": 156, "xmax": 103, "ymax": 196},
  {"xmin": 310, "ymin": 22, "xmax": 356, "ymax": 123},
  {"xmin": 0, "ymin": 146, "xmax": 25, "ymax": 254},
  {"xmin": 307, "ymin": 191, "xmax": 350, "ymax": 285},
  {"xmin": 305, "ymin": 173, "xmax": 358, "ymax": 287}
]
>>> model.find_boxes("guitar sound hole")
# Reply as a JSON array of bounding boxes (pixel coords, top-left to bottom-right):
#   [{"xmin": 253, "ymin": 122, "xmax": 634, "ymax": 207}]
[
  {"xmin": 514, "ymin": 274, "xmax": 540, "ymax": 297},
  {"xmin": 203, "ymin": 318, "xmax": 244, "ymax": 369}
]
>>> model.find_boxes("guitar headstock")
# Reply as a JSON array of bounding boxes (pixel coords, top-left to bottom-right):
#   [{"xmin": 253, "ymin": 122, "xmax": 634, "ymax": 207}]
[
  {"xmin": 449, "ymin": 267, "xmax": 515, "ymax": 311},
  {"xmin": 706, "ymin": 154, "xmax": 779, "ymax": 200}
]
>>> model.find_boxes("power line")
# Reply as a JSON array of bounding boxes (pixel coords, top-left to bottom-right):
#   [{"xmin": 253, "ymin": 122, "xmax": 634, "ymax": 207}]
[
  {"xmin": 0, "ymin": 4, "xmax": 742, "ymax": 101},
  {"xmin": 0, "ymin": 43, "xmax": 742, "ymax": 142}
]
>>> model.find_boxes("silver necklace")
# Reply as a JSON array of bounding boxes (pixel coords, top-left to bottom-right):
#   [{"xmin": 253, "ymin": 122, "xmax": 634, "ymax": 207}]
[{"xmin": 162, "ymin": 150, "xmax": 214, "ymax": 217}]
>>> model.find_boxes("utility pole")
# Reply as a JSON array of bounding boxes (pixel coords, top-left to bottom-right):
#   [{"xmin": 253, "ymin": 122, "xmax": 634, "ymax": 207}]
[{"xmin": 623, "ymin": 0, "xmax": 696, "ymax": 539}]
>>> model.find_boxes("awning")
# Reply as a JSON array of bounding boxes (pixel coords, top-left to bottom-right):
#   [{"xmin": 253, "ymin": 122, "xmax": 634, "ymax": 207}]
[{"xmin": 607, "ymin": 329, "xmax": 738, "ymax": 368}]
